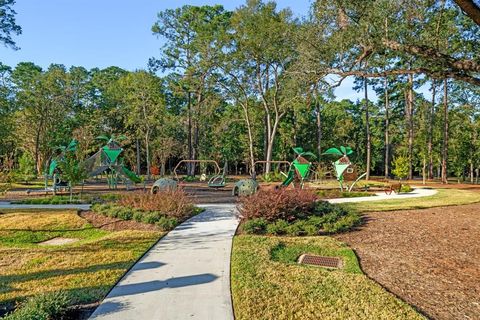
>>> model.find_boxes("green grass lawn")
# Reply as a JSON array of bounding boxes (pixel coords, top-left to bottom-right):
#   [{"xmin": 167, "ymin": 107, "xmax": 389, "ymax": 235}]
[
  {"xmin": 0, "ymin": 210, "xmax": 163, "ymax": 311},
  {"xmin": 231, "ymin": 235, "xmax": 424, "ymax": 320},
  {"xmin": 345, "ymin": 188, "xmax": 480, "ymax": 212}
]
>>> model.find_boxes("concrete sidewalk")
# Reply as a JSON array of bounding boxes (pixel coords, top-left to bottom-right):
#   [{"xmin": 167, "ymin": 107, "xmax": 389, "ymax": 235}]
[
  {"xmin": 327, "ymin": 187, "xmax": 437, "ymax": 204},
  {"xmin": 89, "ymin": 204, "xmax": 239, "ymax": 320}
]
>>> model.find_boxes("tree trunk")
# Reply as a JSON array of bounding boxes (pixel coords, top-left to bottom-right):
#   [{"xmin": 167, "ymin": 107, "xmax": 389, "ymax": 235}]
[
  {"xmin": 135, "ymin": 138, "xmax": 141, "ymax": 175},
  {"xmin": 384, "ymin": 77, "xmax": 390, "ymax": 178},
  {"xmin": 241, "ymin": 102, "xmax": 256, "ymax": 173},
  {"xmin": 364, "ymin": 77, "xmax": 371, "ymax": 180},
  {"xmin": 187, "ymin": 91, "xmax": 193, "ymax": 176},
  {"xmin": 407, "ymin": 73, "xmax": 414, "ymax": 180},
  {"xmin": 145, "ymin": 132, "xmax": 151, "ymax": 180},
  {"xmin": 315, "ymin": 97, "xmax": 322, "ymax": 159},
  {"xmin": 161, "ymin": 161, "xmax": 166, "ymax": 177},
  {"xmin": 441, "ymin": 79, "xmax": 449, "ymax": 184},
  {"xmin": 428, "ymin": 80, "xmax": 436, "ymax": 179},
  {"xmin": 35, "ymin": 131, "xmax": 41, "ymax": 175}
]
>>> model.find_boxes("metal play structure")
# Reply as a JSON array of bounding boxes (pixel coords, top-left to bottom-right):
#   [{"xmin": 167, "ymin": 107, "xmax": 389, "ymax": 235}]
[
  {"xmin": 322, "ymin": 146, "xmax": 366, "ymax": 192},
  {"xmin": 279, "ymin": 147, "xmax": 316, "ymax": 189},
  {"xmin": 232, "ymin": 147, "xmax": 316, "ymax": 196},
  {"xmin": 47, "ymin": 135, "xmax": 142, "ymax": 192}
]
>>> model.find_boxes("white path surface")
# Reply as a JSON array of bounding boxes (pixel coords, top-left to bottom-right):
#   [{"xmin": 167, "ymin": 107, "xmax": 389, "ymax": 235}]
[
  {"xmin": 89, "ymin": 204, "xmax": 238, "ymax": 320},
  {"xmin": 327, "ymin": 187, "xmax": 437, "ymax": 204}
]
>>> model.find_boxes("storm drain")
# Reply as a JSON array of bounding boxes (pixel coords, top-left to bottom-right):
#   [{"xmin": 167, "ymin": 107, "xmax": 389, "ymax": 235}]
[{"xmin": 297, "ymin": 254, "xmax": 343, "ymax": 269}]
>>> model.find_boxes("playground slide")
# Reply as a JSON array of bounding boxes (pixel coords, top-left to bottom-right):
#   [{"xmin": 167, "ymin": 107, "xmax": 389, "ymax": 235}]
[
  {"xmin": 281, "ymin": 169, "xmax": 295, "ymax": 187},
  {"xmin": 121, "ymin": 166, "xmax": 142, "ymax": 183}
]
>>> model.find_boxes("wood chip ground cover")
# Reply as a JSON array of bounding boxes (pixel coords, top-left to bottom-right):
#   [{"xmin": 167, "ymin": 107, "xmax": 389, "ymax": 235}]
[{"xmin": 335, "ymin": 203, "xmax": 480, "ymax": 320}]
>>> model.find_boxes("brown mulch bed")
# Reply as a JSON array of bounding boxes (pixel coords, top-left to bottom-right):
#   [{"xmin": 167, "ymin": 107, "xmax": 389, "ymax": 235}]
[
  {"xmin": 335, "ymin": 203, "xmax": 480, "ymax": 320},
  {"xmin": 79, "ymin": 211, "xmax": 159, "ymax": 231}
]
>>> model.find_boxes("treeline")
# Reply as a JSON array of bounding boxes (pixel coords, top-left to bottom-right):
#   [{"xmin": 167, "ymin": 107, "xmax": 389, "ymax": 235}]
[{"xmin": 0, "ymin": 0, "xmax": 479, "ymax": 183}]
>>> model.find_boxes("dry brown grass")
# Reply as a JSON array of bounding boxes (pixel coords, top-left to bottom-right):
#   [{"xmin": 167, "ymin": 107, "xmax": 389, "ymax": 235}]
[{"xmin": 0, "ymin": 210, "xmax": 163, "ymax": 310}]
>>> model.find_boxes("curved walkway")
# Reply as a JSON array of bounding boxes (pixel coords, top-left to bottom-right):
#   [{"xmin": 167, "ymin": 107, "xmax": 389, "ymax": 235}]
[
  {"xmin": 89, "ymin": 204, "xmax": 238, "ymax": 320},
  {"xmin": 327, "ymin": 187, "xmax": 437, "ymax": 204}
]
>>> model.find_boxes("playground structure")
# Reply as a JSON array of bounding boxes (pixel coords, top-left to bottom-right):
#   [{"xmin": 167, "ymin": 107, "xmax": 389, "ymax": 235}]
[
  {"xmin": 323, "ymin": 146, "xmax": 366, "ymax": 192},
  {"xmin": 152, "ymin": 159, "xmax": 227, "ymax": 193},
  {"xmin": 278, "ymin": 147, "xmax": 316, "ymax": 189},
  {"xmin": 47, "ymin": 136, "xmax": 142, "ymax": 193},
  {"xmin": 233, "ymin": 147, "xmax": 316, "ymax": 196},
  {"xmin": 173, "ymin": 159, "xmax": 226, "ymax": 188}
]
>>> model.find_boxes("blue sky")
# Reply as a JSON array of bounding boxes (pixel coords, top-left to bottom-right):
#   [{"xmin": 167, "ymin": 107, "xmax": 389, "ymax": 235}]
[{"xmin": 0, "ymin": 0, "xmax": 367, "ymax": 101}]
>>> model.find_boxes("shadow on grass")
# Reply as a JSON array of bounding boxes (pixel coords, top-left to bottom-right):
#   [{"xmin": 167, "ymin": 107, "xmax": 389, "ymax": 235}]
[{"xmin": 0, "ymin": 260, "xmax": 165, "ymax": 296}]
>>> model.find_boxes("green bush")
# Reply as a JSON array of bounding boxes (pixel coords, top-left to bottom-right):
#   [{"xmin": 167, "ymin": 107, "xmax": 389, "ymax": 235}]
[
  {"xmin": 242, "ymin": 218, "xmax": 268, "ymax": 234},
  {"xmin": 392, "ymin": 155, "xmax": 409, "ymax": 180},
  {"xmin": 141, "ymin": 212, "xmax": 162, "ymax": 224},
  {"xmin": 241, "ymin": 199, "xmax": 360, "ymax": 236},
  {"xmin": 260, "ymin": 171, "xmax": 284, "ymax": 183},
  {"xmin": 132, "ymin": 210, "xmax": 144, "ymax": 222},
  {"xmin": 117, "ymin": 208, "xmax": 133, "ymax": 220},
  {"xmin": 4, "ymin": 291, "xmax": 69, "ymax": 320},
  {"xmin": 400, "ymin": 184, "xmax": 413, "ymax": 193},
  {"xmin": 266, "ymin": 219, "xmax": 289, "ymax": 235},
  {"xmin": 156, "ymin": 216, "xmax": 178, "ymax": 231}
]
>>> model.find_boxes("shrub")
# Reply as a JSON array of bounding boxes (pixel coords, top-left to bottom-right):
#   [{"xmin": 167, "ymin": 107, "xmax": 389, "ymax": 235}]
[
  {"xmin": 400, "ymin": 184, "xmax": 413, "ymax": 193},
  {"xmin": 4, "ymin": 291, "xmax": 69, "ymax": 320},
  {"xmin": 117, "ymin": 208, "xmax": 133, "ymax": 220},
  {"xmin": 323, "ymin": 214, "xmax": 361, "ymax": 233},
  {"xmin": 266, "ymin": 219, "xmax": 289, "ymax": 235},
  {"xmin": 141, "ymin": 212, "xmax": 162, "ymax": 224},
  {"xmin": 242, "ymin": 218, "xmax": 268, "ymax": 234},
  {"xmin": 118, "ymin": 190, "xmax": 194, "ymax": 220},
  {"xmin": 240, "ymin": 196, "xmax": 360, "ymax": 236},
  {"xmin": 260, "ymin": 171, "xmax": 284, "ymax": 183},
  {"xmin": 238, "ymin": 188, "xmax": 318, "ymax": 222},
  {"xmin": 156, "ymin": 216, "xmax": 178, "ymax": 231},
  {"xmin": 132, "ymin": 210, "xmax": 145, "ymax": 222},
  {"xmin": 392, "ymin": 155, "xmax": 409, "ymax": 180}
]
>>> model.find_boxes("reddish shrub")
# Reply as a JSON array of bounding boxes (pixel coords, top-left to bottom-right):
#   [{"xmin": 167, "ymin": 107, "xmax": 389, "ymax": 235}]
[
  {"xmin": 118, "ymin": 190, "xmax": 194, "ymax": 219},
  {"xmin": 238, "ymin": 188, "xmax": 318, "ymax": 222}
]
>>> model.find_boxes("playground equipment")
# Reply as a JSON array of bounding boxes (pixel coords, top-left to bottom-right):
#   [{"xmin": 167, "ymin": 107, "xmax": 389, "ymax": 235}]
[
  {"xmin": 279, "ymin": 147, "xmax": 316, "ymax": 189},
  {"xmin": 173, "ymin": 159, "xmax": 226, "ymax": 188},
  {"xmin": 232, "ymin": 178, "xmax": 258, "ymax": 196},
  {"xmin": 82, "ymin": 135, "xmax": 142, "ymax": 189},
  {"xmin": 232, "ymin": 147, "xmax": 316, "ymax": 196},
  {"xmin": 323, "ymin": 146, "xmax": 366, "ymax": 192},
  {"xmin": 151, "ymin": 178, "xmax": 178, "ymax": 193},
  {"xmin": 47, "ymin": 135, "xmax": 142, "ymax": 192}
]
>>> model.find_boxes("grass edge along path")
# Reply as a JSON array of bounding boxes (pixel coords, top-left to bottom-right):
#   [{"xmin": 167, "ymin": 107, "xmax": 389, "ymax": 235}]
[
  {"xmin": 0, "ymin": 210, "xmax": 164, "ymax": 318},
  {"xmin": 231, "ymin": 235, "xmax": 424, "ymax": 320},
  {"xmin": 343, "ymin": 188, "xmax": 480, "ymax": 212}
]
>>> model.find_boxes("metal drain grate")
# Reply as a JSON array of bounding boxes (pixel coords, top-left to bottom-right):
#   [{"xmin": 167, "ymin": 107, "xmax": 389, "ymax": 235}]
[{"xmin": 297, "ymin": 254, "xmax": 343, "ymax": 269}]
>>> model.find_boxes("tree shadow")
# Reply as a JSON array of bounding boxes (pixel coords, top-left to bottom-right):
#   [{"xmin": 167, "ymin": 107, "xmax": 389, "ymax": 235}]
[{"xmin": 108, "ymin": 273, "xmax": 218, "ymax": 298}]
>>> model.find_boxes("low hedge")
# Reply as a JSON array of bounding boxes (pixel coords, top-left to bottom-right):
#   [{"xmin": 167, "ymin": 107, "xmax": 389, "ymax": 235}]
[
  {"xmin": 4, "ymin": 291, "xmax": 69, "ymax": 320},
  {"xmin": 92, "ymin": 191, "xmax": 201, "ymax": 231},
  {"xmin": 239, "ymin": 189, "xmax": 360, "ymax": 236}
]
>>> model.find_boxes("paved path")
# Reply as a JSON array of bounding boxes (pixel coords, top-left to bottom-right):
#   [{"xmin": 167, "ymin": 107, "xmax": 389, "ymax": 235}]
[
  {"xmin": 89, "ymin": 204, "xmax": 238, "ymax": 320},
  {"xmin": 0, "ymin": 201, "xmax": 91, "ymax": 210},
  {"xmin": 327, "ymin": 187, "xmax": 437, "ymax": 204}
]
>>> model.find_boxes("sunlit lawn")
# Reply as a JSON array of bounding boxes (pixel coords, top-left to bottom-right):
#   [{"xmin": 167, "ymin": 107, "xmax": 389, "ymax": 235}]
[
  {"xmin": 231, "ymin": 235, "xmax": 424, "ymax": 320},
  {"xmin": 0, "ymin": 210, "xmax": 163, "ymax": 308},
  {"xmin": 344, "ymin": 188, "xmax": 480, "ymax": 212}
]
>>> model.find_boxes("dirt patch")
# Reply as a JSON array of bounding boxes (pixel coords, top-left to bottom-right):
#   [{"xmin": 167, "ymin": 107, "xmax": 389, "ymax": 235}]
[
  {"xmin": 38, "ymin": 237, "xmax": 79, "ymax": 246},
  {"xmin": 335, "ymin": 203, "xmax": 480, "ymax": 320},
  {"xmin": 79, "ymin": 211, "xmax": 159, "ymax": 231}
]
